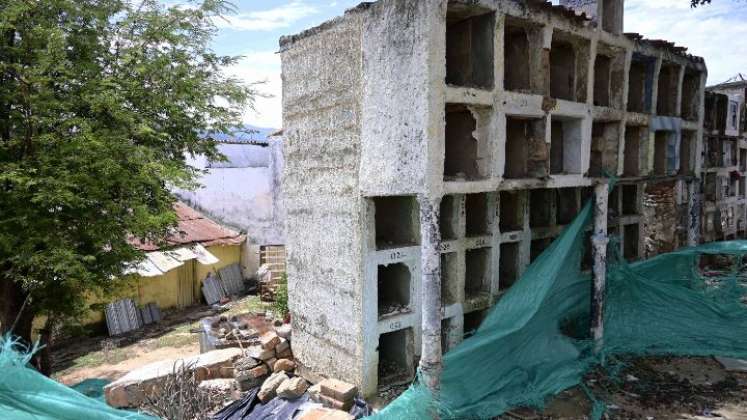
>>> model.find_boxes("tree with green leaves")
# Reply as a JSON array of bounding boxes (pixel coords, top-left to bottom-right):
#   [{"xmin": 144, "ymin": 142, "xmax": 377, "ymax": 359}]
[{"xmin": 0, "ymin": 0, "xmax": 255, "ymax": 372}]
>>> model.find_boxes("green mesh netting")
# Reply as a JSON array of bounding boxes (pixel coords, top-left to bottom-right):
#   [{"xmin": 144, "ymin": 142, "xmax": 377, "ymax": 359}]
[
  {"xmin": 0, "ymin": 336, "xmax": 152, "ymax": 420},
  {"xmin": 373, "ymin": 200, "xmax": 747, "ymax": 419}
]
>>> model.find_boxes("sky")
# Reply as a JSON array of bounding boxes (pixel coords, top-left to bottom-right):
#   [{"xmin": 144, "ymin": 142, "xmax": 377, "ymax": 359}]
[{"xmin": 201, "ymin": 0, "xmax": 747, "ymax": 130}]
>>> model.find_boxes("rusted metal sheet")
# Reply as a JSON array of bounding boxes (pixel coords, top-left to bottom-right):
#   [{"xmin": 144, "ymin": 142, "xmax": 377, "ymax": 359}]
[{"xmin": 129, "ymin": 202, "xmax": 245, "ymax": 252}]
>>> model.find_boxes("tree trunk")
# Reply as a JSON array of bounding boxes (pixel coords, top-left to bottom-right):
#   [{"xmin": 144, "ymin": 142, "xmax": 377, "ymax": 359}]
[{"xmin": 0, "ymin": 277, "xmax": 35, "ymax": 346}]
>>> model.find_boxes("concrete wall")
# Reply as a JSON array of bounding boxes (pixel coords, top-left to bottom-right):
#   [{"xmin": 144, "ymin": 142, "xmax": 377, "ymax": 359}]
[
  {"xmin": 175, "ymin": 140, "xmax": 285, "ymax": 278},
  {"xmin": 280, "ymin": 8, "xmax": 368, "ymax": 390},
  {"xmin": 280, "ymin": 0, "xmax": 706, "ymax": 397}
]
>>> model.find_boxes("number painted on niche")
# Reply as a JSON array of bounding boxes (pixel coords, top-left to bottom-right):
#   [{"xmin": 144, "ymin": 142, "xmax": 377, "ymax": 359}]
[
  {"xmin": 439, "ymin": 243, "xmax": 451, "ymax": 252},
  {"xmin": 475, "ymin": 238, "xmax": 488, "ymax": 247},
  {"xmin": 389, "ymin": 251, "xmax": 404, "ymax": 260},
  {"xmin": 389, "ymin": 321, "xmax": 402, "ymax": 330}
]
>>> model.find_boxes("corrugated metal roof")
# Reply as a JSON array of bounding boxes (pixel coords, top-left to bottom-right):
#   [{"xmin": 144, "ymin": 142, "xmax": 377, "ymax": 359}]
[{"xmin": 130, "ymin": 203, "xmax": 244, "ymax": 251}]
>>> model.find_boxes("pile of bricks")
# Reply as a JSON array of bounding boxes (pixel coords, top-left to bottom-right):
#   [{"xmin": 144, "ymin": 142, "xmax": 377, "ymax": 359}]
[
  {"xmin": 308, "ymin": 378, "xmax": 358, "ymax": 412},
  {"xmin": 233, "ymin": 324, "xmax": 294, "ymax": 394}
]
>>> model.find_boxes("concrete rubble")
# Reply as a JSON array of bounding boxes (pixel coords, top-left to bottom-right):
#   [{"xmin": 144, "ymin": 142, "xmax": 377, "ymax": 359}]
[{"xmin": 104, "ymin": 347, "xmax": 242, "ymax": 408}]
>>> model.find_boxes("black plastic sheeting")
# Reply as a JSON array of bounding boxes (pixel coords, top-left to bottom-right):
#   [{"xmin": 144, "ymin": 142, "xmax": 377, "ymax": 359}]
[{"xmin": 212, "ymin": 387, "xmax": 372, "ymax": 420}]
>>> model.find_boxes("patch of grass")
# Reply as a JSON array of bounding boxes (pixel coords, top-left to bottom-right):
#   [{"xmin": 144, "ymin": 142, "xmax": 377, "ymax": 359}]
[
  {"xmin": 225, "ymin": 295, "xmax": 267, "ymax": 317},
  {"xmin": 153, "ymin": 332, "xmax": 198, "ymax": 349},
  {"xmin": 57, "ymin": 346, "xmax": 134, "ymax": 377}
]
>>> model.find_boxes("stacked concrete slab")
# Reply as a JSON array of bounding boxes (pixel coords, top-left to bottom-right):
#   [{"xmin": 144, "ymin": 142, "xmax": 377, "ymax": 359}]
[{"xmin": 280, "ymin": 0, "xmax": 706, "ymax": 397}]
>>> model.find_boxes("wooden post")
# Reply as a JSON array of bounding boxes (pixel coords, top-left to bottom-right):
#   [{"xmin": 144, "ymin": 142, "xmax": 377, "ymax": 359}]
[
  {"xmin": 418, "ymin": 195, "xmax": 442, "ymax": 394},
  {"xmin": 591, "ymin": 182, "xmax": 609, "ymax": 351}
]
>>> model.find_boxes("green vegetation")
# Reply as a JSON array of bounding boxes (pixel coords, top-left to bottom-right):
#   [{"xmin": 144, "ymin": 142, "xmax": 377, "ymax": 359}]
[
  {"xmin": 273, "ymin": 274, "xmax": 290, "ymax": 319},
  {"xmin": 0, "ymin": 0, "xmax": 256, "ymax": 372}
]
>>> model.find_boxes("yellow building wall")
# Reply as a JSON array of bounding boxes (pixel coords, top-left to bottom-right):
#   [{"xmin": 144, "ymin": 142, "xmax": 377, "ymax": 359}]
[
  {"xmin": 193, "ymin": 244, "xmax": 242, "ymax": 298},
  {"xmin": 55, "ymin": 244, "xmax": 242, "ymax": 328}
]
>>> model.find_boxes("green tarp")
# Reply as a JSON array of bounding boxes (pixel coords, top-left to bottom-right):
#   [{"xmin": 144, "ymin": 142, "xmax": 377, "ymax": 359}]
[
  {"xmin": 375, "ymin": 200, "xmax": 747, "ymax": 419},
  {"xmin": 0, "ymin": 336, "xmax": 152, "ymax": 420}
]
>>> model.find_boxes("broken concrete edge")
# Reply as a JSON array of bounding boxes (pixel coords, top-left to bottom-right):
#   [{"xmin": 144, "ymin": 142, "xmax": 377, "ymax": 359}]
[
  {"xmin": 104, "ymin": 347, "xmax": 243, "ymax": 408},
  {"xmin": 278, "ymin": 2, "xmax": 374, "ymax": 51}
]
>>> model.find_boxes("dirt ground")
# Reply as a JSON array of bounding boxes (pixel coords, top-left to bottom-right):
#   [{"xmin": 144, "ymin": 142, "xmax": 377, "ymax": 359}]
[
  {"xmin": 52, "ymin": 295, "xmax": 268, "ymax": 385},
  {"xmin": 502, "ymin": 356, "xmax": 747, "ymax": 420}
]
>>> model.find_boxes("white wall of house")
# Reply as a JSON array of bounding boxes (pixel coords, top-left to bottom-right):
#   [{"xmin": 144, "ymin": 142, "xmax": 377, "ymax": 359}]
[{"xmin": 174, "ymin": 136, "xmax": 285, "ymax": 278}]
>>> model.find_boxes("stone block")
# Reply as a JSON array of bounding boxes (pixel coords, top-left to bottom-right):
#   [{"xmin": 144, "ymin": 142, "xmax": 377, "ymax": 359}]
[
  {"xmin": 319, "ymin": 394, "xmax": 353, "ymax": 412},
  {"xmin": 246, "ymin": 345, "xmax": 275, "ymax": 361},
  {"xmin": 275, "ymin": 324, "xmax": 292, "ymax": 340},
  {"xmin": 308, "ymin": 383, "xmax": 322, "ymax": 402},
  {"xmin": 234, "ymin": 356, "xmax": 261, "ymax": 371},
  {"xmin": 104, "ymin": 347, "xmax": 242, "ymax": 408},
  {"xmin": 297, "ymin": 407, "xmax": 354, "ymax": 420},
  {"xmin": 266, "ymin": 358, "xmax": 278, "ymax": 371},
  {"xmin": 198, "ymin": 378, "xmax": 235, "ymax": 393},
  {"xmin": 276, "ymin": 377, "xmax": 309, "ymax": 399},
  {"xmin": 257, "ymin": 371, "xmax": 289, "ymax": 402},
  {"xmin": 277, "ymin": 348, "xmax": 293, "ymax": 359},
  {"xmin": 319, "ymin": 378, "xmax": 358, "ymax": 402},
  {"xmin": 273, "ymin": 358, "xmax": 296, "ymax": 372},
  {"xmin": 260, "ymin": 331, "xmax": 280, "ymax": 350},
  {"xmin": 275, "ymin": 337, "xmax": 290, "ymax": 354}
]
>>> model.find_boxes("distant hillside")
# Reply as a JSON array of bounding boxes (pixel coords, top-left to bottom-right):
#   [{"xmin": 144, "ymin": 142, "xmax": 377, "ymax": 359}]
[{"xmin": 210, "ymin": 125, "xmax": 278, "ymax": 143}]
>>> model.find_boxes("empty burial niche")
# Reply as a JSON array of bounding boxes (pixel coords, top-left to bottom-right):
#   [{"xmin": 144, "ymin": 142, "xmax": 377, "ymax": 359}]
[
  {"xmin": 441, "ymin": 253, "xmax": 458, "ymax": 306},
  {"xmin": 623, "ymin": 126, "xmax": 645, "ymax": 176},
  {"xmin": 680, "ymin": 131, "xmax": 696, "ymax": 174},
  {"xmin": 531, "ymin": 237, "xmax": 554, "ymax": 263},
  {"xmin": 550, "ymin": 38, "xmax": 577, "ymax": 101},
  {"xmin": 374, "ymin": 196, "xmax": 419, "ymax": 250},
  {"xmin": 628, "ymin": 55, "xmax": 654, "ymax": 113},
  {"xmin": 465, "ymin": 247, "xmax": 490, "ymax": 299},
  {"xmin": 505, "ymin": 117, "xmax": 546, "ymax": 178},
  {"xmin": 657, "ymin": 63, "xmax": 680, "ymax": 117},
  {"xmin": 499, "ymin": 191, "xmax": 524, "ymax": 232},
  {"xmin": 581, "ymin": 231, "xmax": 593, "ymax": 271},
  {"xmin": 504, "ymin": 19, "xmax": 532, "ymax": 93},
  {"xmin": 499, "ymin": 242, "xmax": 519, "ymax": 291},
  {"xmin": 441, "ymin": 317, "xmax": 455, "ymax": 354},
  {"xmin": 440, "ymin": 195, "xmax": 459, "ymax": 241},
  {"xmin": 681, "ymin": 69, "xmax": 701, "ymax": 121},
  {"xmin": 445, "ymin": 105, "xmax": 488, "ymax": 181},
  {"xmin": 622, "ymin": 185, "xmax": 638, "ymax": 215},
  {"xmin": 608, "ymin": 186, "xmax": 619, "ymax": 218},
  {"xmin": 377, "ymin": 263, "xmax": 411, "ymax": 318},
  {"xmin": 445, "ymin": 4, "xmax": 495, "ymax": 89},
  {"xmin": 623, "ymin": 224, "xmax": 639, "ymax": 261},
  {"xmin": 530, "ymin": 189, "xmax": 554, "ymax": 228},
  {"xmin": 556, "ymin": 188, "xmax": 579, "ymax": 225},
  {"xmin": 378, "ymin": 328, "xmax": 414, "ymax": 385},
  {"xmin": 741, "ymin": 149, "xmax": 747, "ymax": 172},
  {"xmin": 589, "ymin": 121, "xmax": 620, "ymax": 177},
  {"xmin": 593, "ymin": 55, "xmax": 611, "ymax": 107},
  {"xmin": 550, "ymin": 117, "xmax": 584, "ymax": 175},
  {"xmin": 466, "ymin": 193, "xmax": 490, "ymax": 237},
  {"xmin": 463, "ymin": 309, "xmax": 487, "ymax": 338},
  {"xmin": 653, "ymin": 131, "xmax": 676, "ymax": 176}
]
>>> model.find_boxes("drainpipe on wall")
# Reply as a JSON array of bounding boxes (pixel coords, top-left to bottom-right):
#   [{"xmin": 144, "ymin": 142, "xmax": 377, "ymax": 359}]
[
  {"xmin": 418, "ymin": 195, "xmax": 442, "ymax": 398},
  {"xmin": 591, "ymin": 182, "xmax": 609, "ymax": 352}
]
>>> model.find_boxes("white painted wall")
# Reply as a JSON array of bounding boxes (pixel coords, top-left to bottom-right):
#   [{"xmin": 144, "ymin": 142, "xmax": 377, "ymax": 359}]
[{"xmin": 173, "ymin": 137, "xmax": 285, "ymax": 278}]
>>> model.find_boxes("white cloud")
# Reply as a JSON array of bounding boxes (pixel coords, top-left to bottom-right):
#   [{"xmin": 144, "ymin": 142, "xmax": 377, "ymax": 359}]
[
  {"xmin": 624, "ymin": 0, "xmax": 747, "ymax": 85},
  {"xmin": 227, "ymin": 51, "xmax": 283, "ymax": 129},
  {"xmin": 216, "ymin": 1, "xmax": 317, "ymax": 31}
]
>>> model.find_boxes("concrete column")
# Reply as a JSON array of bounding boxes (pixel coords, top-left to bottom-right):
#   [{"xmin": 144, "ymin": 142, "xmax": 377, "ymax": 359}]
[
  {"xmin": 688, "ymin": 181, "xmax": 700, "ymax": 246},
  {"xmin": 418, "ymin": 195, "xmax": 442, "ymax": 394},
  {"xmin": 591, "ymin": 182, "xmax": 609, "ymax": 350}
]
